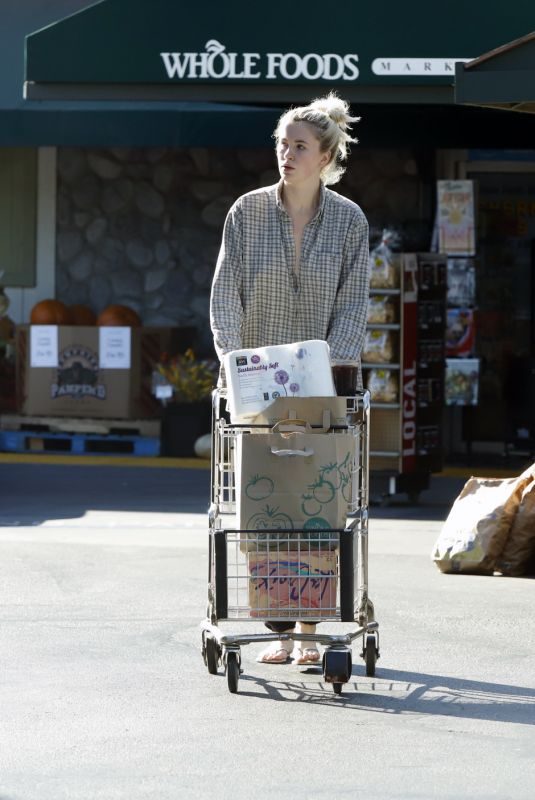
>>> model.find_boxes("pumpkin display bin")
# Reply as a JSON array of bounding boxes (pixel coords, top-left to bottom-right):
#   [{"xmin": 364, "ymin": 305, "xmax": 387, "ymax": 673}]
[{"xmin": 15, "ymin": 324, "xmax": 194, "ymax": 419}]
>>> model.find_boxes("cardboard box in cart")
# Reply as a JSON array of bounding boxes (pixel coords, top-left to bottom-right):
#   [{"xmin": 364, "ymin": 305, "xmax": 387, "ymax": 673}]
[
  {"xmin": 248, "ymin": 549, "xmax": 337, "ymax": 618},
  {"xmin": 15, "ymin": 325, "xmax": 187, "ymax": 419}
]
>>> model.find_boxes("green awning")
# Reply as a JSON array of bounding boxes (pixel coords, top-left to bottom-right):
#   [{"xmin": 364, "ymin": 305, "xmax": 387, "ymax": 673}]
[
  {"xmin": 24, "ymin": 0, "xmax": 535, "ymax": 104},
  {"xmin": 0, "ymin": 101, "xmax": 282, "ymax": 148},
  {"xmin": 455, "ymin": 32, "xmax": 535, "ymax": 113}
]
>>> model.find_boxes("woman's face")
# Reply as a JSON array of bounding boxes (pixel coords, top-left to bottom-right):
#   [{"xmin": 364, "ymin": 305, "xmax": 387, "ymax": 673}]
[{"xmin": 276, "ymin": 121, "xmax": 330, "ymax": 186}]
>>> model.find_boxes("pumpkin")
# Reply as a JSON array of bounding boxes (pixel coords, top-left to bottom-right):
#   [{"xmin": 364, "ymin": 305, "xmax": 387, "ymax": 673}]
[
  {"xmin": 69, "ymin": 304, "xmax": 97, "ymax": 326},
  {"xmin": 96, "ymin": 304, "xmax": 142, "ymax": 327},
  {"xmin": 30, "ymin": 299, "xmax": 72, "ymax": 325}
]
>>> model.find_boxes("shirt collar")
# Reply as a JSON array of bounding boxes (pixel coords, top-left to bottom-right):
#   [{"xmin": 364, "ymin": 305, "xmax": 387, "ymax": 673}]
[{"xmin": 275, "ymin": 180, "xmax": 327, "ymax": 222}]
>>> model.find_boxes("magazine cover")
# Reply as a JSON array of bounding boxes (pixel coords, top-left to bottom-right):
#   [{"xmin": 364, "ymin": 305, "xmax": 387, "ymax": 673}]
[
  {"xmin": 445, "ymin": 358, "xmax": 479, "ymax": 406},
  {"xmin": 437, "ymin": 180, "xmax": 476, "ymax": 256},
  {"xmin": 446, "ymin": 308, "xmax": 475, "ymax": 357},
  {"xmin": 447, "ymin": 258, "xmax": 476, "ymax": 307}
]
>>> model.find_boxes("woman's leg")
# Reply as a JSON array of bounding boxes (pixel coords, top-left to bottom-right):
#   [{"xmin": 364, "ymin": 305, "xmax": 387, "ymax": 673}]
[
  {"xmin": 291, "ymin": 621, "xmax": 321, "ymax": 664},
  {"xmin": 265, "ymin": 621, "xmax": 296, "ymax": 633},
  {"xmin": 257, "ymin": 621, "xmax": 295, "ymax": 663}
]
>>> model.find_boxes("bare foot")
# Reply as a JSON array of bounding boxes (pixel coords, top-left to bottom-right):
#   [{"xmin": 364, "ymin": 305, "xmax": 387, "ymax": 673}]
[
  {"xmin": 256, "ymin": 641, "xmax": 292, "ymax": 663},
  {"xmin": 291, "ymin": 646, "xmax": 321, "ymax": 665}
]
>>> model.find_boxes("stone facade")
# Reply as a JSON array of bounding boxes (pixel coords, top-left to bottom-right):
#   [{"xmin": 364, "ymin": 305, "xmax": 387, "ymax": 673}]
[{"xmin": 56, "ymin": 146, "xmax": 429, "ymax": 355}]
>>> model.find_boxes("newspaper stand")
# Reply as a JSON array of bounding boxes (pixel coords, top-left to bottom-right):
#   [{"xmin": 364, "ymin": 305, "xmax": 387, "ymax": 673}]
[{"xmin": 201, "ymin": 390, "xmax": 379, "ymax": 695}]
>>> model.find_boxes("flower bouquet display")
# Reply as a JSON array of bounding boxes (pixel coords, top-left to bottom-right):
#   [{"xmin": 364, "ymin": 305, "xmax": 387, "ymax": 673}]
[{"xmin": 154, "ymin": 349, "xmax": 218, "ymax": 457}]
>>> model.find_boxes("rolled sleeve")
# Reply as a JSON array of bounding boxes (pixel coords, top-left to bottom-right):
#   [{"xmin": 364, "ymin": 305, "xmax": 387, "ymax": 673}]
[
  {"xmin": 209, "ymin": 202, "xmax": 244, "ymax": 361},
  {"xmin": 327, "ymin": 211, "xmax": 370, "ymax": 360}
]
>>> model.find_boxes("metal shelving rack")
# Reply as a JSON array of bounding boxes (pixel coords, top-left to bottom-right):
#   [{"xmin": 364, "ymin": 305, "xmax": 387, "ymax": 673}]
[{"xmin": 364, "ymin": 253, "xmax": 447, "ymax": 501}]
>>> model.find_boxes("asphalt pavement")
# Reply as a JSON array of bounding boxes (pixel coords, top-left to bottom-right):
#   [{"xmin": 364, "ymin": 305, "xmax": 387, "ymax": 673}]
[{"xmin": 0, "ymin": 458, "xmax": 534, "ymax": 800}]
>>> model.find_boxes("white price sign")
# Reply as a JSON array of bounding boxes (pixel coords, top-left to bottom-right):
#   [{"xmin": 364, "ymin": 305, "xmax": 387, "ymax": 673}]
[
  {"xmin": 99, "ymin": 327, "xmax": 131, "ymax": 369},
  {"xmin": 30, "ymin": 325, "xmax": 59, "ymax": 368}
]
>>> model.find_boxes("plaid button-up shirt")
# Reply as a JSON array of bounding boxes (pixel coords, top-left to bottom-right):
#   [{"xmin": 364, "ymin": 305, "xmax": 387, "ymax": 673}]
[{"xmin": 210, "ymin": 181, "xmax": 369, "ymax": 384}]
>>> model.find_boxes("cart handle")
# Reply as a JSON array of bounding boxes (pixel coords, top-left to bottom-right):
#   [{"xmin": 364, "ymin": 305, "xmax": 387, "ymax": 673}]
[{"xmin": 270, "ymin": 446, "xmax": 314, "ymax": 457}]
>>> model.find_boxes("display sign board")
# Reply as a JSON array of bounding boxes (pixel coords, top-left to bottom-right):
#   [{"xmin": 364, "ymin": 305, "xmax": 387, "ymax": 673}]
[
  {"xmin": 30, "ymin": 325, "xmax": 58, "ymax": 368},
  {"xmin": 437, "ymin": 180, "xmax": 476, "ymax": 256},
  {"xmin": 401, "ymin": 254, "xmax": 418, "ymax": 473},
  {"xmin": 99, "ymin": 327, "xmax": 131, "ymax": 370}
]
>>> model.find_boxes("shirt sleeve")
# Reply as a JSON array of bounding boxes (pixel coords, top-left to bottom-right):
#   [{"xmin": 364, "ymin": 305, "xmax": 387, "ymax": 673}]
[
  {"xmin": 327, "ymin": 210, "xmax": 370, "ymax": 360},
  {"xmin": 209, "ymin": 200, "xmax": 244, "ymax": 361}
]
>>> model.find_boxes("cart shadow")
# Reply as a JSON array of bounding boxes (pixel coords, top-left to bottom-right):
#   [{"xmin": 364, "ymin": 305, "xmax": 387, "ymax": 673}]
[{"xmin": 236, "ymin": 666, "xmax": 535, "ymax": 724}]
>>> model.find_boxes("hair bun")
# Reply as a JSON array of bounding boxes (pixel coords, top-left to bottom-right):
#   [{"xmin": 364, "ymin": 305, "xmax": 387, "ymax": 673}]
[
  {"xmin": 310, "ymin": 92, "xmax": 351, "ymax": 129},
  {"xmin": 273, "ymin": 92, "xmax": 360, "ymax": 185}
]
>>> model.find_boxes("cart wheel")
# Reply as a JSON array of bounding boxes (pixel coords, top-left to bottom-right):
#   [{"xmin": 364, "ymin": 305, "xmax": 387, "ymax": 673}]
[
  {"xmin": 333, "ymin": 682, "xmax": 343, "ymax": 695},
  {"xmin": 364, "ymin": 634, "xmax": 377, "ymax": 677},
  {"xmin": 323, "ymin": 649, "xmax": 352, "ymax": 686},
  {"xmin": 205, "ymin": 636, "xmax": 220, "ymax": 675},
  {"xmin": 226, "ymin": 652, "xmax": 240, "ymax": 694}
]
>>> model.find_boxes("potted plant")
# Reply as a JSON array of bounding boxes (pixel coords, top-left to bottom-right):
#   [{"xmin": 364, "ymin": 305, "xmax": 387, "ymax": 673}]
[{"xmin": 155, "ymin": 348, "xmax": 218, "ymax": 457}]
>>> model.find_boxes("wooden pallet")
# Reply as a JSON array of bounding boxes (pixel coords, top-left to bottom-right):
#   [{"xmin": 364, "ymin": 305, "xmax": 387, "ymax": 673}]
[
  {"xmin": 0, "ymin": 414, "xmax": 160, "ymax": 438},
  {"xmin": 0, "ymin": 428, "xmax": 160, "ymax": 457}
]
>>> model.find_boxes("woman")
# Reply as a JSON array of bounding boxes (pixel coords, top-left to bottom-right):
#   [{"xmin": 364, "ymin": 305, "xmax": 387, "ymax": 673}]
[{"xmin": 210, "ymin": 92, "xmax": 370, "ymax": 665}]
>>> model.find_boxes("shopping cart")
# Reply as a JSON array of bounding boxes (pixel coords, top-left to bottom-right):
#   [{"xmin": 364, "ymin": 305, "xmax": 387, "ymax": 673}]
[{"xmin": 200, "ymin": 390, "xmax": 379, "ymax": 695}]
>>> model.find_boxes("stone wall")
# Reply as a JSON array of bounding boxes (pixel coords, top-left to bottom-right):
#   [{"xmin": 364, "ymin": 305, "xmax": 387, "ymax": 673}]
[{"xmin": 56, "ymin": 146, "xmax": 429, "ymax": 355}]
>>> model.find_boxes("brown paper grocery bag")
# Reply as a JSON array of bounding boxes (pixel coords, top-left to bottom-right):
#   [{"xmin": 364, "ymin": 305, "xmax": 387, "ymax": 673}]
[
  {"xmin": 236, "ymin": 428, "xmax": 355, "ymax": 539},
  {"xmin": 252, "ymin": 396, "xmax": 348, "ymax": 427},
  {"xmin": 431, "ymin": 475, "xmax": 527, "ymax": 574},
  {"xmin": 497, "ymin": 477, "xmax": 535, "ymax": 576}
]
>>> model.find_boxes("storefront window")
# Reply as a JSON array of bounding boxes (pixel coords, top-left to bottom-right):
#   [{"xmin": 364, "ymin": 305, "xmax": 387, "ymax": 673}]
[{"xmin": 468, "ymin": 169, "xmax": 535, "ymax": 444}]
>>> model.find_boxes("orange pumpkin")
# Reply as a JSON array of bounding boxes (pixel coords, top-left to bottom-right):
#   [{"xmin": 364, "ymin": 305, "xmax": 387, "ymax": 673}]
[
  {"xmin": 69, "ymin": 304, "xmax": 97, "ymax": 326},
  {"xmin": 30, "ymin": 299, "xmax": 72, "ymax": 325},
  {"xmin": 96, "ymin": 304, "xmax": 142, "ymax": 327}
]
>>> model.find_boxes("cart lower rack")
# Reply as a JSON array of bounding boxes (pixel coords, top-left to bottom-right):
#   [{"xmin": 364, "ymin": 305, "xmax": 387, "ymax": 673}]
[{"xmin": 201, "ymin": 390, "xmax": 379, "ymax": 695}]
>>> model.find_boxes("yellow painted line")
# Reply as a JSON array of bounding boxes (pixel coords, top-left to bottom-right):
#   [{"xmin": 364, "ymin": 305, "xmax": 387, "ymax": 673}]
[
  {"xmin": 0, "ymin": 453, "xmax": 523, "ymax": 477},
  {"xmin": 0, "ymin": 453, "xmax": 211, "ymax": 469}
]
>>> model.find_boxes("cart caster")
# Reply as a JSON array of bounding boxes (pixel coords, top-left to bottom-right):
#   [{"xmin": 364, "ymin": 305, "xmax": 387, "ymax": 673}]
[
  {"xmin": 322, "ymin": 648, "xmax": 352, "ymax": 688},
  {"xmin": 204, "ymin": 635, "xmax": 220, "ymax": 675},
  {"xmin": 362, "ymin": 633, "xmax": 379, "ymax": 677},
  {"xmin": 226, "ymin": 650, "xmax": 242, "ymax": 694}
]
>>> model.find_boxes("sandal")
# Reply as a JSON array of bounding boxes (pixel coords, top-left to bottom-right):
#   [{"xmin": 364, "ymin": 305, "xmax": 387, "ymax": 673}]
[
  {"xmin": 291, "ymin": 645, "xmax": 321, "ymax": 666},
  {"xmin": 256, "ymin": 641, "xmax": 293, "ymax": 664}
]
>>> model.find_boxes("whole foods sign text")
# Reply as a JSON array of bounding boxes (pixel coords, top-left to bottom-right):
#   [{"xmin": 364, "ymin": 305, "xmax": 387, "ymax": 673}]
[
  {"xmin": 160, "ymin": 39, "xmax": 360, "ymax": 81},
  {"xmin": 160, "ymin": 40, "xmax": 473, "ymax": 83}
]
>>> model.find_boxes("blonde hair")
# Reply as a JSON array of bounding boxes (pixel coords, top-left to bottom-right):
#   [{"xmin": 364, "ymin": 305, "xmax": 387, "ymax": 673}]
[{"xmin": 274, "ymin": 92, "xmax": 360, "ymax": 185}]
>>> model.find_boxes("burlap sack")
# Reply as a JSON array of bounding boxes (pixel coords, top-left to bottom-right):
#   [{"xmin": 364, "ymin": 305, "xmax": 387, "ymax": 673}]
[
  {"xmin": 432, "ymin": 475, "xmax": 527, "ymax": 574},
  {"xmin": 497, "ymin": 477, "xmax": 535, "ymax": 576}
]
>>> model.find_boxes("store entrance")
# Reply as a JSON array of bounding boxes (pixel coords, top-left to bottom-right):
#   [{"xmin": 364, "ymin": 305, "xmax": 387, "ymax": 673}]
[{"xmin": 466, "ymin": 168, "xmax": 535, "ymax": 452}]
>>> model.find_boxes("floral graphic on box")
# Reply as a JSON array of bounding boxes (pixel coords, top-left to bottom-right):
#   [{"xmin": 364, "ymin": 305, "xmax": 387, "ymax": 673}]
[{"xmin": 248, "ymin": 553, "xmax": 337, "ymax": 617}]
